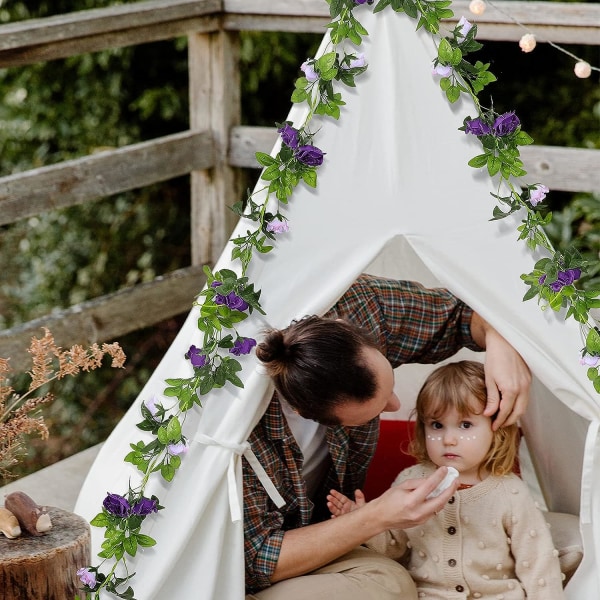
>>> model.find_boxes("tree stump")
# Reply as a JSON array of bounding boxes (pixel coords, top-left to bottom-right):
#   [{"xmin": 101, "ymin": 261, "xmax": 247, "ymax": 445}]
[{"xmin": 0, "ymin": 506, "xmax": 90, "ymax": 600}]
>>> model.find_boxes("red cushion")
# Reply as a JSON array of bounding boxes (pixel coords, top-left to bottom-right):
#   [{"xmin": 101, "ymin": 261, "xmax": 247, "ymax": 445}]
[{"xmin": 363, "ymin": 420, "xmax": 417, "ymax": 500}]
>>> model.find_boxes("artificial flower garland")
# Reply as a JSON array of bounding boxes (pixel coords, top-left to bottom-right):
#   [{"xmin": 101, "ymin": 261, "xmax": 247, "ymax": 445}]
[{"xmin": 77, "ymin": 1, "xmax": 600, "ymax": 597}]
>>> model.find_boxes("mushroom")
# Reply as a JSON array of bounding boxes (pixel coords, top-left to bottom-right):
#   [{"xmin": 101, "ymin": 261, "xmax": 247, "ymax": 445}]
[
  {"xmin": 4, "ymin": 491, "xmax": 52, "ymax": 536},
  {"xmin": 0, "ymin": 507, "xmax": 22, "ymax": 538}
]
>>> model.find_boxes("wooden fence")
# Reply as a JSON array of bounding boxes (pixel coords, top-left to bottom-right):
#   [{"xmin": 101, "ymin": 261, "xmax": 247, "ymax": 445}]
[{"xmin": 0, "ymin": 0, "xmax": 598, "ymax": 363}]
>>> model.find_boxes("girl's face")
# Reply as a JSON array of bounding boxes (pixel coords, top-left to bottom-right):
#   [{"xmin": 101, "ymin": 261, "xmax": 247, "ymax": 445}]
[{"xmin": 424, "ymin": 401, "xmax": 494, "ymax": 485}]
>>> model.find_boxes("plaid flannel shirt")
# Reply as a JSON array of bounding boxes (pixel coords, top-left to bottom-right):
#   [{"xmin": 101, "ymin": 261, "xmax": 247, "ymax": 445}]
[{"xmin": 243, "ymin": 274, "xmax": 481, "ymax": 593}]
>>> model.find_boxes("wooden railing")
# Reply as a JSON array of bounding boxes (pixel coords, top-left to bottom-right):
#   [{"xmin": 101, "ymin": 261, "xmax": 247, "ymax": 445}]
[{"xmin": 1, "ymin": 0, "xmax": 598, "ymax": 363}]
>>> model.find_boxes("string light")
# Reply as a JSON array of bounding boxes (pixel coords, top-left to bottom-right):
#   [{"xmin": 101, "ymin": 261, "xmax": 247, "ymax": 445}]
[{"xmin": 468, "ymin": 0, "xmax": 599, "ymax": 78}]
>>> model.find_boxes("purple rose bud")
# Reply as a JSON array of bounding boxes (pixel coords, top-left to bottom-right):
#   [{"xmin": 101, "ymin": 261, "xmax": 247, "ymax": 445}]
[
  {"xmin": 77, "ymin": 567, "xmax": 97, "ymax": 588},
  {"xmin": 457, "ymin": 16, "xmax": 473, "ymax": 40},
  {"xmin": 167, "ymin": 441, "xmax": 188, "ymax": 456},
  {"xmin": 492, "ymin": 111, "xmax": 520, "ymax": 136},
  {"xmin": 354, "ymin": 0, "xmax": 369, "ymax": 4},
  {"xmin": 211, "ymin": 281, "xmax": 222, "ymax": 288},
  {"xmin": 230, "ymin": 337, "xmax": 257, "ymax": 357},
  {"xmin": 529, "ymin": 184, "xmax": 549, "ymax": 207},
  {"xmin": 295, "ymin": 144, "xmax": 325, "ymax": 167},
  {"xmin": 538, "ymin": 274, "xmax": 546, "ymax": 285},
  {"xmin": 433, "ymin": 64, "xmax": 452, "ymax": 77},
  {"xmin": 464, "ymin": 118, "xmax": 491, "ymax": 136},
  {"xmin": 581, "ymin": 355, "xmax": 600, "ymax": 367},
  {"xmin": 103, "ymin": 493, "xmax": 131, "ymax": 518},
  {"xmin": 277, "ymin": 124, "xmax": 299, "ymax": 149},
  {"xmin": 300, "ymin": 61, "xmax": 318, "ymax": 82},
  {"xmin": 348, "ymin": 53, "xmax": 367, "ymax": 69},
  {"xmin": 144, "ymin": 395, "xmax": 159, "ymax": 417},
  {"xmin": 186, "ymin": 345, "xmax": 208, "ymax": 368},
  {"xmin": 266, "ymin": 218, "xmax": 290, "ymax": 234},
  {"xmin": 131, "ymin": 497, "xmax": 158, "ymax": 516}
]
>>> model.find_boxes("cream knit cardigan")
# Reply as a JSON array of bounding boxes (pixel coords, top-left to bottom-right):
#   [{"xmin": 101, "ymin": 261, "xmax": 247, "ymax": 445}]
[{"xmin": 365, "ymin": 464, "xmax": 565, "ymax": 599}]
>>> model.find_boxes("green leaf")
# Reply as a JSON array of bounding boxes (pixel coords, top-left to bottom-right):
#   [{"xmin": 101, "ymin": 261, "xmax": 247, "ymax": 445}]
[
  {"xmin": 161, "ymin": 462, "xmax": 176, "ymax": 482},
  {"xmin": 166, "ymin": 416, "xmax": 182, "ymax": 441},
  {"xmin": 123, "ymin": 535, "xmax": 138, "ymax": 557},
  {"xmin": 402, "ymin": 0, "xmax": 418, "ymax": 18},
  {"xmin": 373, "ymin": 0, "xmax": 392, "ymax": 13},
  {"xmin": 487, "ymin": 155, "xmax": 501, "ymax": 177},
  {"xmin": 445, "ymin": 85, "xmax": 461, "ymax": 103},
  {"xmin": 438, "ymin": 38, "xmax": 453, "ymax": 63},
  {"xmin": 90, "ymin": 513, "xmax": 110, "ymax": 527},
  {"xmin": 515, "ymin": 131, "xmax": 534, "ymax": 146},
  {"xmin": 291, "ymin": 88, "xmax": 307, "ymax": 103},
  {"xmin": 254, "ymin": 152, "xmax": 276, "ymax": 167},
  {"xmin": 157, "ymin": 425, "xmax": 169, "ymax": 444},
  {"xmin": 136, "ymin": 534, "xmax": 157, "ymax": 548},
  {"xmin": 586, "ymin": 328, "xmax": 600, "ymax": 354},
  {"xmin": 302, "ymin": 169, "xmax": 317, "ymax": 188},
  {"xmin": 468, "ymin": 154, "xmax": 488, "ymax": 168}
]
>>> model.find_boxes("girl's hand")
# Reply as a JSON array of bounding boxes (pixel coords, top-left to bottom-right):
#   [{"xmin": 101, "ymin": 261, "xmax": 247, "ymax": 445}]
[{"xmin": 327, "ymin": 489, "xmax": 366, "ymax": 518}]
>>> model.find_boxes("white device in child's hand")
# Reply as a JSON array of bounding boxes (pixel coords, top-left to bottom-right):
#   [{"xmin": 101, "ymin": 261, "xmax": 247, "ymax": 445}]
[{"xmin": 426, "ymin": 466, "xmax": 459, "ymax": 499}]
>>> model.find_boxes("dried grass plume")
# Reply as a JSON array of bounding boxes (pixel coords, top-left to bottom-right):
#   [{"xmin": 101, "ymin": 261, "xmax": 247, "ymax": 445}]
[{"xmin": 0, "ymin": 328, "xmax": 125, "ymax": 481}]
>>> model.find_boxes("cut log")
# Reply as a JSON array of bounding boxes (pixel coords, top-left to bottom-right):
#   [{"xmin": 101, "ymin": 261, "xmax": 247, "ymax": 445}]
[{"xmin": 0, "ymin": 506, "xmax": 90, "ymax": 600}]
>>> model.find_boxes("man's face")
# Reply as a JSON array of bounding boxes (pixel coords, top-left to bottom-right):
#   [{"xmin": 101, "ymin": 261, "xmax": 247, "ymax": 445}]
[{"xmin": 330, "ymin": 347, "xmax": 400, "ymax": 426}]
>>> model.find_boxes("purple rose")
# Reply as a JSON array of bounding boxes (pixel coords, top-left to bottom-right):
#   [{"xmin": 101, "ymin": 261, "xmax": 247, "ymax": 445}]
[
  {"xmin": 492, "ymin": 111, "xmax": 520, "ymax": 136},
  {"xmin": 103, "ymin": 493, "xmax": 131, "ymax": 518},
  {"xmin": 529, "ymin": 184, "xmax": 549, "ymax": 207},
  {"xmin": 433, "ymin": 64, "xmax": 452, "ymax": 77},
  {"xmin": 131, "ymin": 497, "xmax": 158, "ymax": 516},
  {"xmin": 464, "ymin": 118, "xmax": 491, "ymax": 136},
  {"xmin": 300, "ymin": 61, "xmax": 318, "ymax": 82},
  {"xmin": 540, "ymin": 268, "xmax": 582, "ymax": 292},
  {"xmin": 348, "ymin": 53, "xmax": 367, "ymax": 69},
  {"xmin": 278, "ymin": 124, "xmax": 299, "ymax": 149},
  {"xmin": 581, "ymin": 354, "xmax": 600, "ymax": 367},
  {"xmin": 144, "ymin": 395, "xmax": 159, "ymax": 417},
  {"xmin": 227, "ymin": 291, "xmax": 249, "ymax": 311},
  {"xmin": 457, "ymin": 16, "xmax": 473, "ymax": 40},
  {"xmin": 168, "ymin": 441, "xmax": 188, "ymax": 456},
  {"xmin": 266, "ymin": 218, "xmax": 290, "ymax": 234},
  {"xmin": 230, "ymin": 337, "xmax": 257, "ymax": 356},
  {"xmin": 186, "ymin": 345, "xmax": 208, "ymax": 368},
  {"xmin": 295, "ymin": 144, "xmax": 325, "ymax": 167},
  {"xmin": 77, "ymin": 567, "xmax": 97, "ymax": 588}
]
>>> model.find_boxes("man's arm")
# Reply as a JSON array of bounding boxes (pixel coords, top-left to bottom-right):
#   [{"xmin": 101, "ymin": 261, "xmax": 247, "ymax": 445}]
[
  {"xmin": 470, "ymin": 311, "xmax": 531, "ymax": 429},
  {"xmin": 270, "ymin": 467, "xmax": 456, "ymax": 582}
]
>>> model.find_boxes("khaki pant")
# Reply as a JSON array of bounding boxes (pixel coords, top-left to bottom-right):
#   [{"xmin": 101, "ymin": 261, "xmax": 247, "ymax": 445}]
[{"xmin": 246, "ymin": 546, "xmax": 417, "ymax": 600}]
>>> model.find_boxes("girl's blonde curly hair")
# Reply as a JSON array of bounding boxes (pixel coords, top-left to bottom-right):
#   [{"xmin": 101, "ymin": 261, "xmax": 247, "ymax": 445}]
[{"xmin": 408, "ymin": 360, "xmax": 520, "ymax": 477}]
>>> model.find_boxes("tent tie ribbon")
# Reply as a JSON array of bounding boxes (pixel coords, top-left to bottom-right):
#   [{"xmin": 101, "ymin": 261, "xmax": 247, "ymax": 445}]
[{"xmin": 194, "ymin": 433, "xmax": 286, "ymax": 522}]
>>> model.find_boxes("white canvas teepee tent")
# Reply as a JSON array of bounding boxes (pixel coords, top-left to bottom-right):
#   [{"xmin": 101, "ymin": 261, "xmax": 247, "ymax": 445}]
[{"xmin": 75, "ymin": 7, "xmax": 600, "ymax": 598}]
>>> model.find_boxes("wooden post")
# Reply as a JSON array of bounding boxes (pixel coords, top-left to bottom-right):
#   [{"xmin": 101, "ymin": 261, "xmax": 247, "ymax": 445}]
[
  {"xmin": 0, "ymin": 507, "xmax": 90, "ymax": 600},
  {"xmin": 189, "ymin": 29, "xmax": 242, "ymax": 268}
]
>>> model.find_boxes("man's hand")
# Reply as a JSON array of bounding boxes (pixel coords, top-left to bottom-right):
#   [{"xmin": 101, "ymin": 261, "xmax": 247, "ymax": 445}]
[{"xmin": 471, "ymin": 312, "xmax": 531, "ymax": 429}]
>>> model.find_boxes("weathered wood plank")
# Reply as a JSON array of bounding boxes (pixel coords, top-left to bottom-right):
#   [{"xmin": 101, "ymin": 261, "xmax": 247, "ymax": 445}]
[
  {"xmin": 224, "ymin": 0, "xmax": 600, "ymax": 44},
  {"xmin": 0, "ymin": 16, "xmax": 220, "ymax": 68},
  {"xmin": 0, "ymin": 266, "xmax": 206, "ymax": 366},
  {"xmin": 0, "ymin": 131, "xmax": 214, "ymax": 226},
  {"xmin": 519, "ymin": 146, "xmax": 600, "ymax": 193},
  {"xmin": 224, "ymin": 0, "xmax": 599, "ymax": 26},
  {"xmin": 0, "ymin": 0, "xmax": 221, "ymax": 49},
  {"xmin": 189, "ymin": 31, "xmax": 242, "ymax": 267},
  {"xmin": 229, "ymin": 125, "xmax": 600, "ymax": 193}
]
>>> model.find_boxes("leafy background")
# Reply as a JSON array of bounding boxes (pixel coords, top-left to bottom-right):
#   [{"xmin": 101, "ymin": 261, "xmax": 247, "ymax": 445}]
[{"xmin": 0, "ymin": 0, "xmax": 597, "ymax": 481}]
